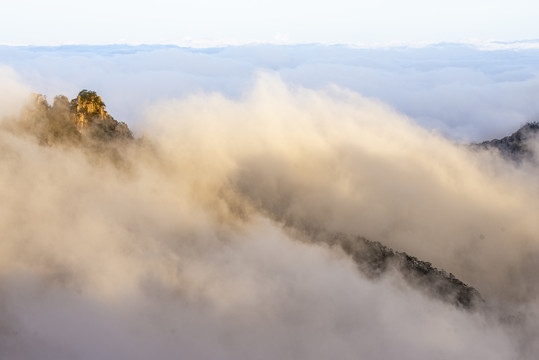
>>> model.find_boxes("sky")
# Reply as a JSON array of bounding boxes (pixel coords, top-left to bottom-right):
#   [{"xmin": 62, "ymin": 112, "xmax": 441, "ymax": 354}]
[{"xmin": 2, "ymin": 0, "xmax": 539, "ymax": 45}]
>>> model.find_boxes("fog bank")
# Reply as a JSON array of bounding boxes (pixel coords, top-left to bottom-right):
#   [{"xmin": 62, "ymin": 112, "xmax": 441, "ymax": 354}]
[{"xmin": 1, "ymin": 74, "xmax": 538, "ymax": 358}]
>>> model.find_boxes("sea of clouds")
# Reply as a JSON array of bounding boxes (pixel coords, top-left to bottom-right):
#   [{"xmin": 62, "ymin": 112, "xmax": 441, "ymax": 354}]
[
  {"xmin": 2, "ymin": 43, "xmax": 539, "ymax": 140},
  {"xmin": 0, "ymin": 44, "xmax": 539, "ymax": 359}
]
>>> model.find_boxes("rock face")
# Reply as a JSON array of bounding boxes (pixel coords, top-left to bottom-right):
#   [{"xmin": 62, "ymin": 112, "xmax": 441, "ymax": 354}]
[
  {"xmin": 474, "ymin": 122, "xmax": 539, "ymax": 161},
  {"xmin": 70, "ymin": 90, "xmax": 133, "ymax": 141},
  {"xmin": 72, "ymin": 90, "xmax": 107, "ymax": 129},
  {"xmin": 322, "ymin": 233, "xmax": 482, "ymax": 309},
  {"xmin": 18, "ymin": 90, "xmax": 133, "ymax": 145}
]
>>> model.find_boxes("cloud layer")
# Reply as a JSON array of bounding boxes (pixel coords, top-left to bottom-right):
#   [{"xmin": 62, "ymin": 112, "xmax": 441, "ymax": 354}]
[
  {"xmin": 3, "ymin": 44, "xmax": 539, "ymax": 140},
  {"xmin": 1, "ymin": 72, "xmax": 539, "ymax": 358}
]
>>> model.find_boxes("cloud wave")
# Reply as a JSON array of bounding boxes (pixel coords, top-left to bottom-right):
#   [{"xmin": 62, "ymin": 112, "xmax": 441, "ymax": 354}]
[{"xmin": 1, "ymin": 74, "xmax": 538, "ymax": 359}]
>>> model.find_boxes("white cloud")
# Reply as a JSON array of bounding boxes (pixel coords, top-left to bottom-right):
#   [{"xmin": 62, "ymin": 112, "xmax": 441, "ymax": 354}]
[
  {"xmin": 1, "ymin": 72, "xmax": 539, "ymax": 358},
  {"xmin": 2, "ymin": 44, "xmax": 539, "ymax": 140}
]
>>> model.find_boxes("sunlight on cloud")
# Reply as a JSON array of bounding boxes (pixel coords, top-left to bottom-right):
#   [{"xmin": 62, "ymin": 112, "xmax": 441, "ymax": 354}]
[{"xmin": 1, "ymin": 72, "xmax": 538, "ymax": 359}]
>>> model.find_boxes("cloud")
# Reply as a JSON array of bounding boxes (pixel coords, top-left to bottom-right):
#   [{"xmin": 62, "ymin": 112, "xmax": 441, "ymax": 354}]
[
  {"xmin": 0, "ymin": 65, "xmax": 31, "ymax": 118},
  {"xmin": 3, "ymin": 44, "xmax": 539, "ymax": 141},
  {"xmin": 145, "ymin": 75, "xmax": 539, "ymax": 303},
  {"xmin": 1, "ymin": 71, "xmax": 539, "ymax": 358}
]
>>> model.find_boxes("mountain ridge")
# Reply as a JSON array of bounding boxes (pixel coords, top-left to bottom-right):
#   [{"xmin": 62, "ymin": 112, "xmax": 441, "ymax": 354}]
[{"xmin": 474, "ymin": 121, "xmax": 539, "ymax": 161}]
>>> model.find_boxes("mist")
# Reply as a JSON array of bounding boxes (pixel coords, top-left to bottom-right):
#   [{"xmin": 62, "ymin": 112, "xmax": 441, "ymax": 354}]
[{"xmin": 1, "ymin": 67, "xmax": 539, "ymax": 359}]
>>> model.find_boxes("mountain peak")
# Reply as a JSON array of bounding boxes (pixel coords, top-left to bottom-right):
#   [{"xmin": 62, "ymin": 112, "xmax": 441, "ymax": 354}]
[
  {"xmin": 475, "ymin": 122, "xmax": 539, "ymax": 161},
  {"xmin": 18, "ymin": 89, "xmax": 133, "ymax": 145},
  {"xmin": 71, "ymin": 89, "xmax": 108, "ymax": 129}
]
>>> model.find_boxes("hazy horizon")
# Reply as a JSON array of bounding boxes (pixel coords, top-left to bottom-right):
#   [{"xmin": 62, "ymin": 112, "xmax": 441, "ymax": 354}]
[{"xmin": 3, "ymin": 42, "xmax": 539, "ymax": 141}]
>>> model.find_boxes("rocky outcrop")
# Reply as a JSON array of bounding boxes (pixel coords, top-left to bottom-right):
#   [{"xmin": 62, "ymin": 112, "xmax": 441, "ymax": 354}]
[
  {"xmin": 14, "ymin": 91, "xmax": 485, "ymax": 310},
  {"xmin": 322, "ymin": 233, "xmax": 483, "ymax": 309},
  {"xmin": 474, "ymin": 122, "xmax": 539, "ymax": 162},
  {"xmin": 17, "ymin": 89, "xmax": 133, "ymax": 146},
  {"xmin": 70, "ymin": 89, "xmax": 133, "ymax": 141}
]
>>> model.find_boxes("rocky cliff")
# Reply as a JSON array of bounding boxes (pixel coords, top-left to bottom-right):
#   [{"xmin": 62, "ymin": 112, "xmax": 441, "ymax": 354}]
[
  {"xmin": 474, "ymin": 122, "xmax": 539, "ymax": 162},
  {"xmin": 323, "ymin": 233, "xmax": 482, "ymax": 309},
  {"xmin": 18, "ymin": 89, "xmax": 133, "ymax": 146},
  {"xmin": 70, "ymin": 89, "xmax": 133, "ymax": 140}
]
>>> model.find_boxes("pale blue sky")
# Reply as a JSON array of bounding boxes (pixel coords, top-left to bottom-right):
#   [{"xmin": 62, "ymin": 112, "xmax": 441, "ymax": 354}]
[{"xmin": 2, "ymin": 0, "xmax": 538, "ymax": 45}]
